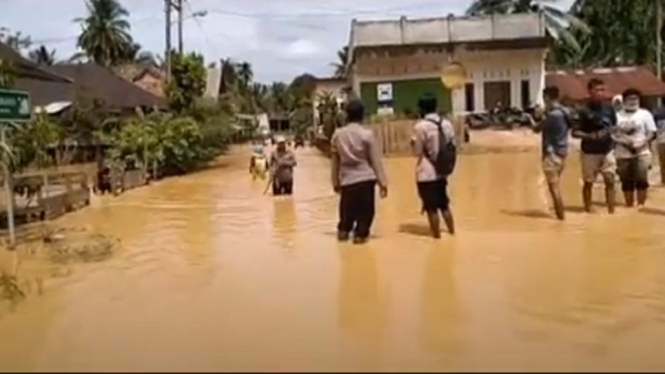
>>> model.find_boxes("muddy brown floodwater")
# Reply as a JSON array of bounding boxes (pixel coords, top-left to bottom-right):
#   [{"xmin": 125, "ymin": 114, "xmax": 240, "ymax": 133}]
[{"xmin": 3, "ymin": 143, "xmax": 665, "ymax": 371}]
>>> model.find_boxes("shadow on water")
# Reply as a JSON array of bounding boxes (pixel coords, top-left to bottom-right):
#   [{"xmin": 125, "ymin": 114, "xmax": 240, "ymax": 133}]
[
  {"xmin": 501, "ymin": 209, "xmax": 552, "ymax": 220},
  {"xmin": 398, "ymin": 222, "xmax": 435, "ymax": 237},
  {"xmin": 638, "ymin": 207, "xmax": 665, "ymax": 217}
]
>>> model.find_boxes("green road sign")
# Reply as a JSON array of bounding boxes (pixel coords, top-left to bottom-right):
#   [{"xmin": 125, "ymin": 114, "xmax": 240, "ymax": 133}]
[{"xmin": 0, "ymin": 89, "xmax": 31, "ymax": 122}]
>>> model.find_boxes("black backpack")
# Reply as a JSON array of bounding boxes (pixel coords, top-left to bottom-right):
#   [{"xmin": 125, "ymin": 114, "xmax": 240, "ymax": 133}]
[{"xmin": 425, "ymin": 118, "xmax": 457, "ymax": 177}]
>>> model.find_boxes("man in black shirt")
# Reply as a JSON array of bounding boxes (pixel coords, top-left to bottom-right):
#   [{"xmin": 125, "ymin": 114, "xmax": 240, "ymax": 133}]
[{"xmin": 571, "ymin": 78, "xmax": 617, "ymax": 214}]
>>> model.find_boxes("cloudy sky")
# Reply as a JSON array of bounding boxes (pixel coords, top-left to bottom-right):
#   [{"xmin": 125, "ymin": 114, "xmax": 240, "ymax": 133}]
[{"xmin": 1, "ymin": 0, "xmax": 574, "ymax": 83}]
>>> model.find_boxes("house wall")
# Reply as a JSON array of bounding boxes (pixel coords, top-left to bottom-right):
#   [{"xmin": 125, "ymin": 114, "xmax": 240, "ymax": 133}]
[{"xmin": 351, "ymin": 46, "xmax": 547, "ymax": 115}]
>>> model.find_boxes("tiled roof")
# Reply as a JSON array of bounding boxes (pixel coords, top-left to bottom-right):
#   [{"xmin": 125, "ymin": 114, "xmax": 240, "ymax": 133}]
[
  {"xmin": 47, "ymin": 63, "xmax": 165, "ymax": 109},
  {"xmin": 545, "ymin": 66, "xmax": 665, "ymax": 101}
]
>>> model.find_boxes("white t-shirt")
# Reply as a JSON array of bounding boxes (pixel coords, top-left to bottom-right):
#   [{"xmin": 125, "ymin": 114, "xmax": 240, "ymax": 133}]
[{"xmin": 614, "ymin": 108, "xmax": 656, "ymax": 159}]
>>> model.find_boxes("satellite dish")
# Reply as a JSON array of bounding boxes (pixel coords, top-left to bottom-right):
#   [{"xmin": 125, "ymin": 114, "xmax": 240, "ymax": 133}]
[{"xmin": 441, "ymin": 61, "xmax": 466, "ymax": 90}]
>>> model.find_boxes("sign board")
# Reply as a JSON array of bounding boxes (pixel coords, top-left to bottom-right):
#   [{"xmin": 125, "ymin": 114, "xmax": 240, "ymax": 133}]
[
  {"xmin": 377, "ymin": 83, "xmax": 393, "ymax": 102},
  {"xmin": 377, "ymin": 106, "xmax": 394, "ymax": 116},
  {"xmin": 0, "ymin": 89, "xmax": 31, "ymax": 122},
  {"xmin": 440, "ymin": 62, "xmax": 466, "ymax": 90}
]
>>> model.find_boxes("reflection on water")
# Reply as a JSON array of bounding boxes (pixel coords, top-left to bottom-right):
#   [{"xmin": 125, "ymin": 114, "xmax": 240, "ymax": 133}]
[
  {"xmin": 3, "ymin": 145, "xmax": 665, "ymax": 370},
  {"xmin": 419, "ymin": 244, "xmax": 462, "ymax": 358}
]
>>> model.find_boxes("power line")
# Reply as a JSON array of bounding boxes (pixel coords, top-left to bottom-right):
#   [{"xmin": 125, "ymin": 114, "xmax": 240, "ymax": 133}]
[
  {"xmin": 182, "ymin": 0, "xmax": 220, "ymax": 62},
  {"xmin": 205, "ymin": 1, "xmax": 443, "ymax": 20}
]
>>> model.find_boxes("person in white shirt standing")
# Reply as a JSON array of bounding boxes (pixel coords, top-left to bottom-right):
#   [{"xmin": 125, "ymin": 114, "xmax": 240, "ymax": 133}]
[{"xmin": 612, "ymin": 88, "xmax": 657, "ymax": 207}]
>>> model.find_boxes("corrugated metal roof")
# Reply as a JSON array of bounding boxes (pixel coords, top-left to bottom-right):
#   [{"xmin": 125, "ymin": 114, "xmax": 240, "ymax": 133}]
[
  {"xmin": 350, "ymin": 13, "xmax": 546, "ymax": 48},
  {"xmin": 545, "ymin": 66, "xmax": 665, "ymax": 101}
]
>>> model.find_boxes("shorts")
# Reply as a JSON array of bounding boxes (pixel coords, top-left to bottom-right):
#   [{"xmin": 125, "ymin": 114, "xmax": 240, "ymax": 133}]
[
  {"xmin": 581, "ymin": 152, "xmax": 616, "ymax": 183},
  {"xmin": 273, "ymin": 180, "xmax": 293, "ymax": 195},
  {"xmin": 417, "ymin": 179, "xmax": 450, "ymax": 213},
  {"xmin": 616, "ymin": 154, "xmax": 651, "ymax": 191},
  {"xmin": 542, "ymin": 153, "xmax": 566, "ymax": 184}
]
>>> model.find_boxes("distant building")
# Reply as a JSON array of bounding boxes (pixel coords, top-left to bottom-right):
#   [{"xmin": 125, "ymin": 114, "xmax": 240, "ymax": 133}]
[
  {"xmin": 311, "ymin": 77, "xmax": 348, "ymax": 126},
  {"xmin": 346, "ymin": 13, "xmax": 549, "ymax": 115},
  {"xmin": 113, "ymin": 64, "xmax": 165, "ymax": 98},
  {"xmin": 546, "ymin": 66, "xmax": 665, "ymax": 108}
]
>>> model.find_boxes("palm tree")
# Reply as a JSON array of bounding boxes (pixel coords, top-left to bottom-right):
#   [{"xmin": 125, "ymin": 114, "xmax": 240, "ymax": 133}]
[
  {"xmin": 75, "ymin": 0, "xmax": 133, "ymax": 66},
  {"xmin": 235, "ymin": 61, "xmax": 253, "ymax": 89},
  {"xmin": 219, "ymin": 58, "xmax": 237, "ymax": 93},
  {"xmin": 549, "ymin": 0, "xmax": 659, "ymax": 68},
  {"xmin": 466, "ymin": 0, "xmax": 590, "ymax": 51},
  {"xmin": 332, "ymin": 47, "xmax": 348, "ymax": 78},
  {"xmin": 120, "ymin": 43, "xmax": 156, "ymax": 65},
  {"xmin": 28, "ymin": 45, "xmax": 57, "ymax": 65}
]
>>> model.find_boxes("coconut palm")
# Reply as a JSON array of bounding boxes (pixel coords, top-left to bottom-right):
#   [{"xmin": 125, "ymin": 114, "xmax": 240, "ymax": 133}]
[
  {"xmin": 466, "ymin": 0, "xmax": 590, "ymax": 51},
  {"xmin": 75, "ymin": 0, "xmax": 133, "ymax": 66},
  {"xmin": 28, "ymin": 45, "xmax": 57, "ymax": 65},
  {"xmin": 120, "ymin": 43, "xmax": 156, "ymax": 65},
  {"xmin": 219, "ymin": 58, "xmax": 237, "ymax": 94},
  {"xmin": 332, "ymin": 47, "xmax": 348, "ymax": 78},
  {"xmin": 235, "ymin": 61, "xmax": 253, "ymax": 89}
]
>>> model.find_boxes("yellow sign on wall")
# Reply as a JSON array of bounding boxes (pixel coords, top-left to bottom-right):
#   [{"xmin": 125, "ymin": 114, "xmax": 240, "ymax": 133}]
[{"xmin": 440, "ymin": 62, "xmax": 466, "ymax": 90}]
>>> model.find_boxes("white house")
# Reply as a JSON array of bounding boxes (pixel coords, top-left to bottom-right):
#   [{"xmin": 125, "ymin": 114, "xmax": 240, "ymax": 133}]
[
  {"xmin": 311, "ymin": 77, "xmax": 348, "ymax": 126},
  {"xmin": 346, "ymin": 13, "xmax": 549, "ymax": 115}
]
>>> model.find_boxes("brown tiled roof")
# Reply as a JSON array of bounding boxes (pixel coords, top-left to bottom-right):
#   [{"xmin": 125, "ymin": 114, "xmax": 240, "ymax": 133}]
[
  {"xmin": 546, "ymin": 66, "xmax": 665, "ymax": 101},
  {"xmin": 47, "ymin": 63, "xmax": 165, "ymax": 109}
]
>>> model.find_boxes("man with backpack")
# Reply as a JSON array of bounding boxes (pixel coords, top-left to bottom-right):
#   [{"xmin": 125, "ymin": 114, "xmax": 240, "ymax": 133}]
[
  {"xmin": 411, "ymin": 94, "xmax": 457, "ymax": 238},
  {"xmin": 529, "ymin": 86, "xmax": 571, "ymax": 220}
]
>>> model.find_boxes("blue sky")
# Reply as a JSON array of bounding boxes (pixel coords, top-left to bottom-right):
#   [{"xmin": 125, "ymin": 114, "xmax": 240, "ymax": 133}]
[{"xmin": 0, "ymin": 0, "xmax": 575, "ymax": 83}]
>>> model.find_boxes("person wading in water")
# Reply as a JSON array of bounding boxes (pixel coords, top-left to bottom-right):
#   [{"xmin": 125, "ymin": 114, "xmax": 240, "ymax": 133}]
[
  {"xmin": 411, "ymin": 94, "xmax": 457, "ymax": 238},
  {"xmin": 331, "ymin": 99, "xmax": 388, "ymax": 244},
  {"xmin": 612, "ymin": 88, "xmax": 657, "ymax": 207},
  {"xmin": 529, "ymin": 86, "xmax": 572, "ymax": 220},
  {"xmin": 572, "ymin": 78, "xmax": 617, "ymax": 214},
  {"xmin": 269, "ymin": 135, "xmax": 297, "ymax": 196}
]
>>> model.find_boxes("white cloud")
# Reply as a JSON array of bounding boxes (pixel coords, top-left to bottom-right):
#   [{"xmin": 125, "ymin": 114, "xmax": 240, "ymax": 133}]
[{"xmin": 0, "ymin": 0, "xmax": 576, "ymax": 83}]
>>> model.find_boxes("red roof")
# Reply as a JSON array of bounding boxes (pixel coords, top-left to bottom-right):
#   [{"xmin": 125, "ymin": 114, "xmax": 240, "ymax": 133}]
[{"xmin": 545, "ymin": 66, "xmax": 665, "ymax": 101}]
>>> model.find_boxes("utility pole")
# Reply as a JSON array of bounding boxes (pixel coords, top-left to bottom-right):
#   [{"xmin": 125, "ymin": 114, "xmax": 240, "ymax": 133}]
[
  {"xmin": 164, "ymin": 0, "xmax": 172, "ymax": 83},
  {"xmin": 177, "ymin": 0, "xmax": 184, "ymax": 54}
]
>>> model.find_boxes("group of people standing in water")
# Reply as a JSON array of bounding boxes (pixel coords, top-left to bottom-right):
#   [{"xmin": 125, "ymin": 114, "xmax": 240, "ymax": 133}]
[
  {"xmin": 533, "ymin": 78, "xmax": 663, "ymax": 221},
  {"xmin": 249, "ymin": 76, "xmax": 665, "ymax": 244}
]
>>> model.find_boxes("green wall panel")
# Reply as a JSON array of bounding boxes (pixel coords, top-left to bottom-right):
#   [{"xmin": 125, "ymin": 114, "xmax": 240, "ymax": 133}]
[{"xmin": 360, "ymin": 79, "xmax": 452, "ymax": 116}]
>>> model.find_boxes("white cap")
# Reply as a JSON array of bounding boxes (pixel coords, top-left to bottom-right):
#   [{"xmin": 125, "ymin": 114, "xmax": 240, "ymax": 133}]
[{"xmin": 274, "ymin": 135, "xmax": 286, "ymax": 143}]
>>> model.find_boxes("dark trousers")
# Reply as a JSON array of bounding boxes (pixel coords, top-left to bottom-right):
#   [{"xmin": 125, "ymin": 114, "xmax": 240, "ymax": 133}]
[
  {"xmin": 273, "ymin": 180, "xmax": 293, "ymax": 195},
  {"xmin": 338, "ymin": 180, "xmax": 376, "ymax": 239}
]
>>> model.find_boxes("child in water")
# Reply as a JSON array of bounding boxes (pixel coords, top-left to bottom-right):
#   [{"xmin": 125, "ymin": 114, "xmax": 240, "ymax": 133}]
[{"xmin": 249, "ymin": 142, "xmax": 268, "ymax": 180}]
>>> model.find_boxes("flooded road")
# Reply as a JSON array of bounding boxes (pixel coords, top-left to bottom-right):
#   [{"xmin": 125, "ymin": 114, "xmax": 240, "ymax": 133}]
[{"xmin": 2, "ymin": 145, "xmax": 665, "ymax": 371}]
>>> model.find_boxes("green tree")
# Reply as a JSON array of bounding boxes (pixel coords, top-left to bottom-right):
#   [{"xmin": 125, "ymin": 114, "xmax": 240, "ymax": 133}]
[
  {"xmin": 0, "ymin": 29, "xmax": 31, "ymax": 52},
  {"xmin": 166, "ymin": 51, "xmax": 207, "ymax": 113},
  {"xmin": 119, "ymin": 42, "xmax": 156, "ymax": 65},
  {"xmin": 235, "ymin": 61, "xmax": 253, "ymax": 89},
  {"xmin": 466, "ymin": 0, "xmax": 590, "ymax": 51},
  {"xmin": 28, "ymin": 45, "xmax": 57, "ymax": 65},
  {"xmin": 331, "ymin": 47, "xmax": 348, "ymax": 78},
  {"xmin": 549, "ymin": 0, "xmax": 660, "ymax": 68},
  {"xmin": 75, "ymin": 0, "xmax": 133, "ymax": 66},
  {"xmin": 219, "ymin": 57, "xmax": 237, "ymax": 94}
]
